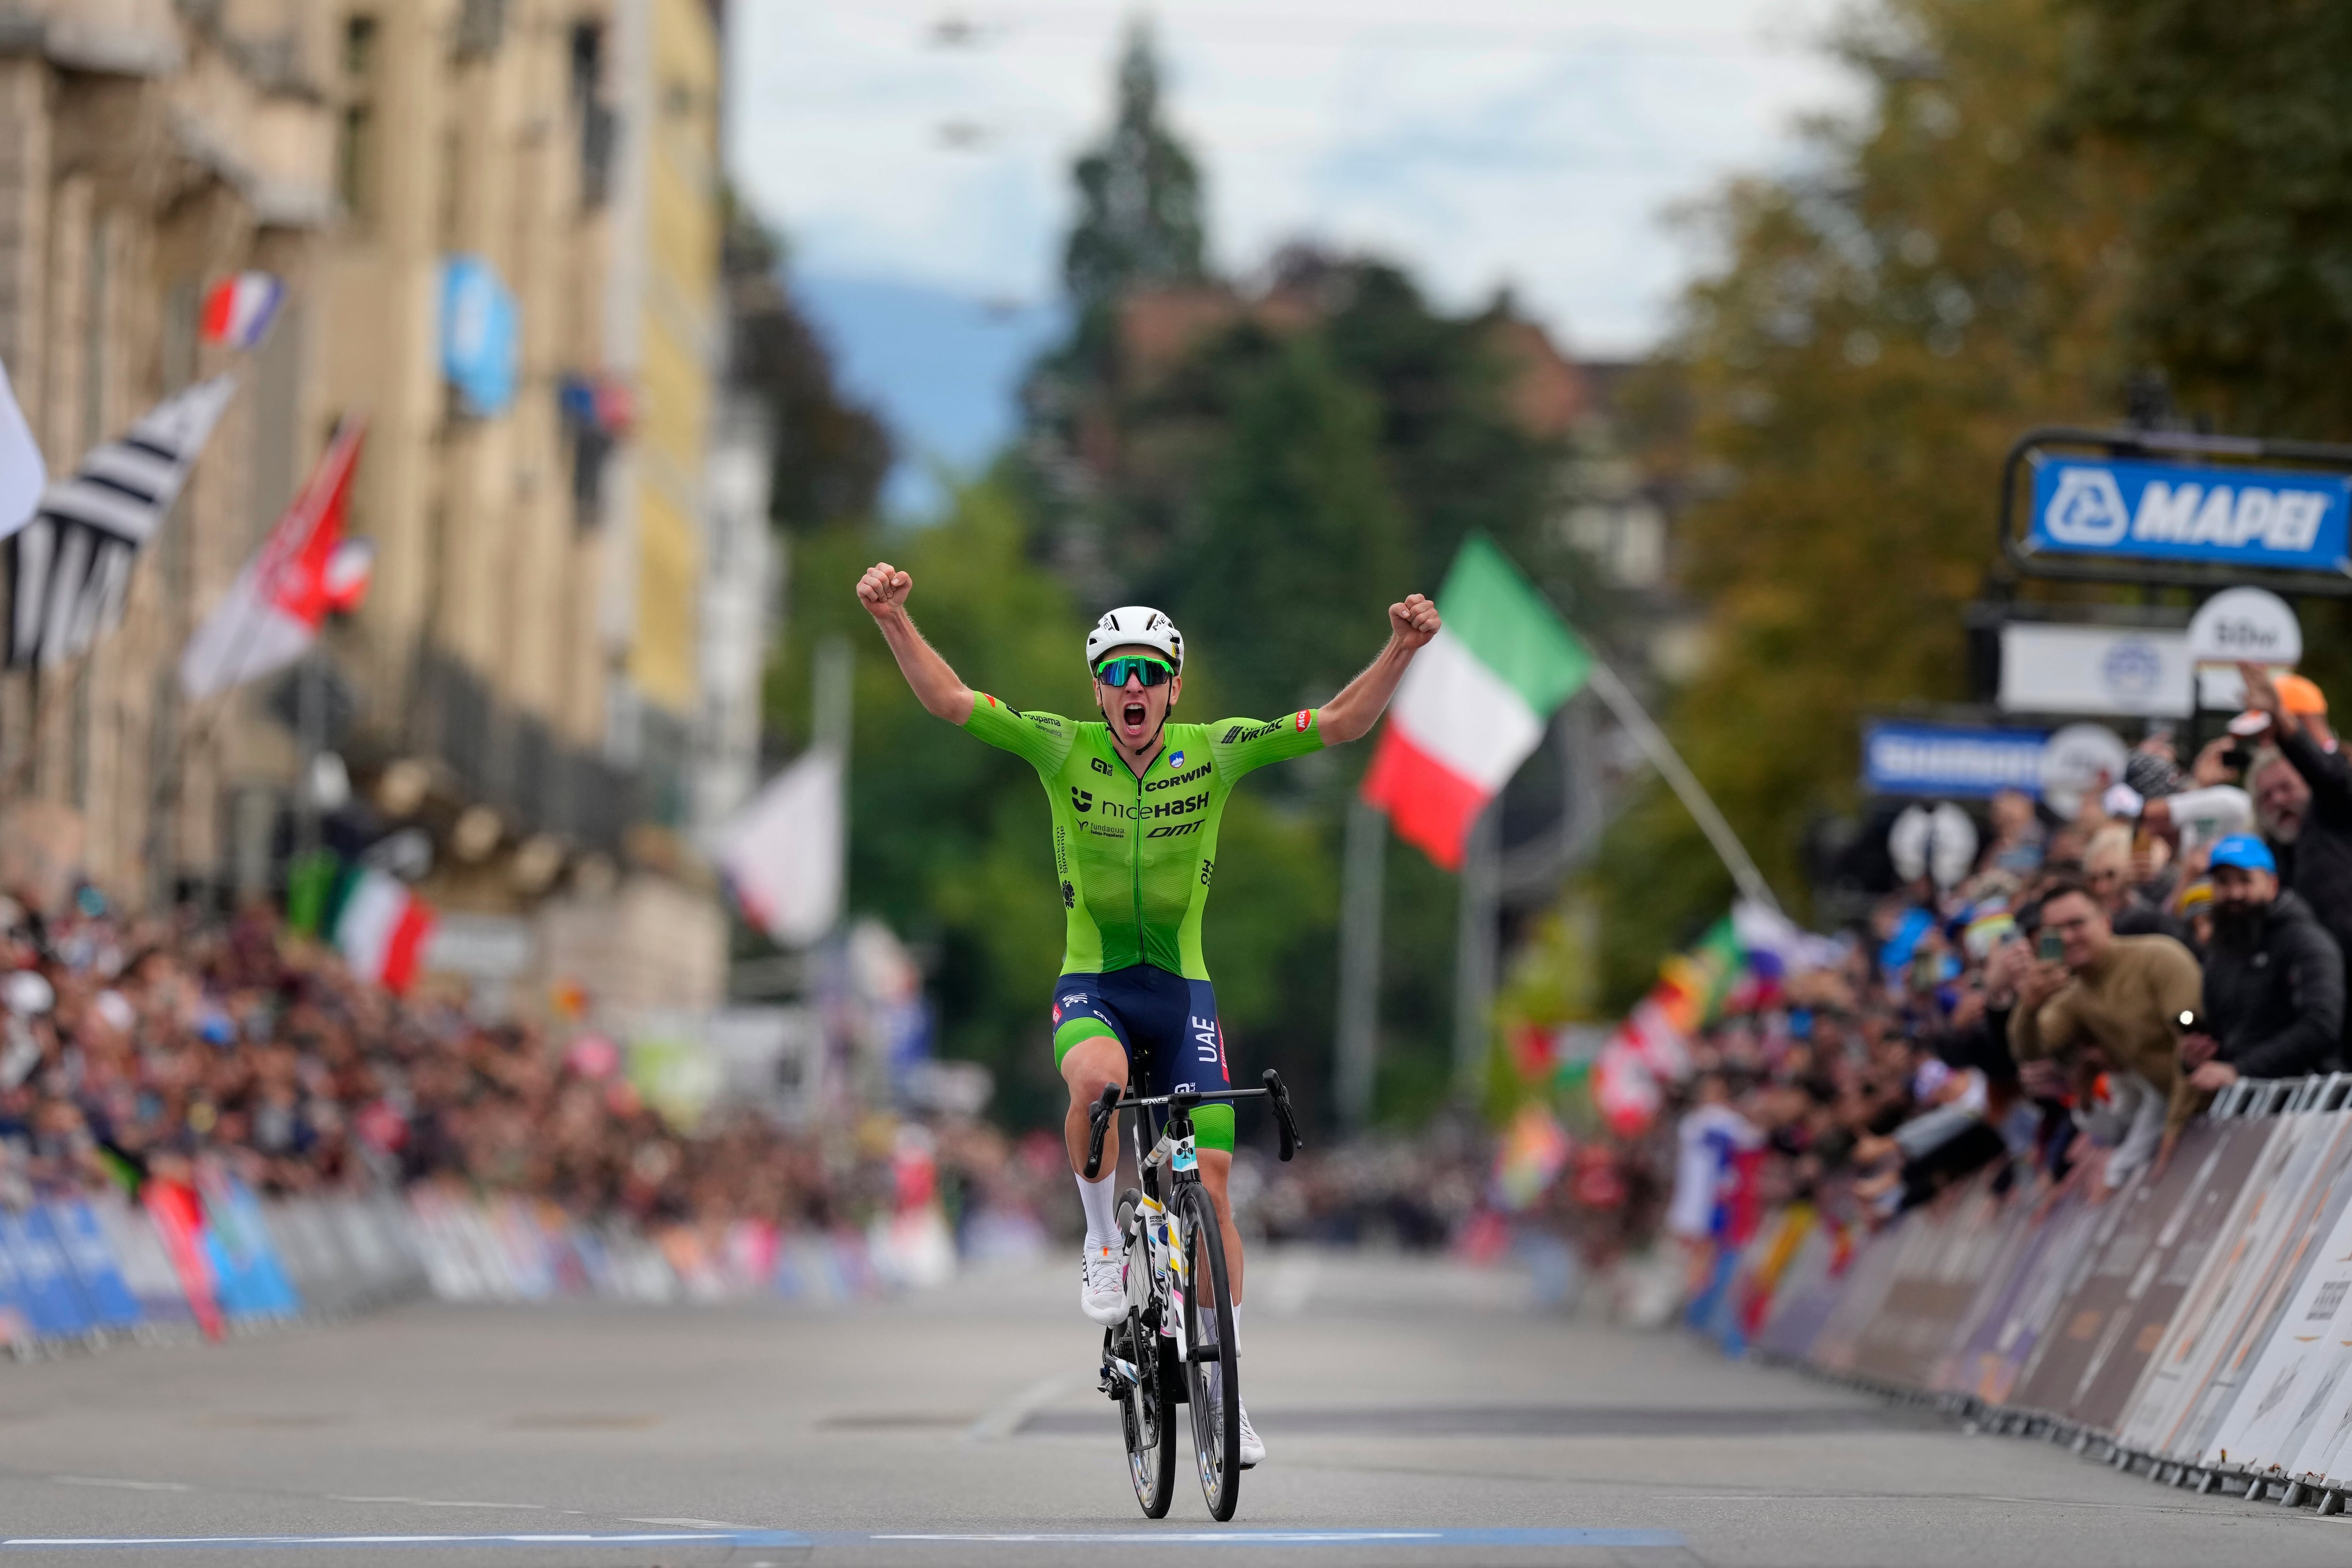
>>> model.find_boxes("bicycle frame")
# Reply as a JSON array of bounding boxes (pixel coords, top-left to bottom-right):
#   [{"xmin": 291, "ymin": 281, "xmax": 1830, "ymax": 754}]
[{"xmin": 1086, "ymin": 1070, "xmax": 1301, "ymax": 1377}]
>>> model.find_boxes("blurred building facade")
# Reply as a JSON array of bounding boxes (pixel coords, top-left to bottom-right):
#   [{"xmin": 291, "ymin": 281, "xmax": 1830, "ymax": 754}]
[{"xmin": 0, "ymin": 0, "xmax": 747, "ymax": 1018}]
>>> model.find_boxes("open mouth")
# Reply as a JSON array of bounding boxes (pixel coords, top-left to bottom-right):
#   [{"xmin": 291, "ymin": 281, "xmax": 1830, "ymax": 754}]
[{"xmin": 1123, "ymin": 701, "xmax": 1147, "ymax": 728}]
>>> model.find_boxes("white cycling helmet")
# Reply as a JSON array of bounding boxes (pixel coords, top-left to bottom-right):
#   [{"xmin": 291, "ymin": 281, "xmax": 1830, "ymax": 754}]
[{"xmin": 1085, "ymin": 606, "xmax": 1184, "ymax": 676}]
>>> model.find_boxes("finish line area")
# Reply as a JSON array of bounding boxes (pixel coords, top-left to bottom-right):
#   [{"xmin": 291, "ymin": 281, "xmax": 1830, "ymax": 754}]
[
  {"xmin": 0, "ymin": 1529, "xmax": 1685, "ymax": 1551},
  {"xmin": 0, "ymin": 1258, "xmax": 2340, "ymax": 1568}
]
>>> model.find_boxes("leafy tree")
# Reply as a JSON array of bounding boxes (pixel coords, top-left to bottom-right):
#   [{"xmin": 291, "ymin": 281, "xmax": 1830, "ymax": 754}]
[
  {"xmin": 1062, "ymin": 24, "xmax": 1209, "ymax": 320},
  {"xmin": 722, "ymin": 200, "xmax": 893, "ymax": 532},
  {"xmin": 1588, "ymin": 0, "xmax": 2140, "ymax": 994},
  {"xmin": 2063, "ymin": 0, "xmax": 2352, "ymax": 441}
]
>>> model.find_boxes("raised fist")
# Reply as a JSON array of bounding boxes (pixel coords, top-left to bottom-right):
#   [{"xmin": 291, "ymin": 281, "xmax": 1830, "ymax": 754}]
[
  {"xmin": 1390, "ymin": 592, "xmax": 1440, "ymax": 650},
  {"xmin": 856, "ymin": 562, "xmax": 912, "ymax": 616}
]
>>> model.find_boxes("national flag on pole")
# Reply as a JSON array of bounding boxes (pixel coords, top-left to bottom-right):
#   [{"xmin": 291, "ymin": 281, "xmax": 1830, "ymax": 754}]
[
  {"xmin": 0, "ymin": 358, "xmax": 42, "ymax": 540},
  {"xmin": 715, "ymin": 745, "xmax": 844, "ymax": 947},
  {"xmin": 199, "ymin": 272, "xmax": 285, "ymax": 350},
  {"xmin": 179, "ymin": 419, "xmax": 367, "ymax": 699},
  {"xmin": 1361, "ymin": 536, "xmax": 1594, "ymax": 869},
  {"xmin": 7, "ymin": 375, "xmax": 237, "ymax": 669},
  {"xmin": 323, "ymin": 864, "xmax": 434, "ymax": 993}
]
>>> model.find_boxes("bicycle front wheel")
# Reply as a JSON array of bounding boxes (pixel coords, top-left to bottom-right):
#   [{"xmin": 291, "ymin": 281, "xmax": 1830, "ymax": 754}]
[
  {"xmin": 1177, "ymin": 1183, "xmax": 1240, "ymax": 1520},
  {"xmin": 1116, "ymin": 1194, "xmax": 1175, "ymax": 1518}
]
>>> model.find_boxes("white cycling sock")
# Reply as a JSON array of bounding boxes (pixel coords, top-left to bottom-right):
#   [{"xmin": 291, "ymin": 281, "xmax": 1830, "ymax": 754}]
[
  {"xmin": 1230, "ymin": 1300, "xmax": 1241, "ymax": 1350},
  {"xmin": 1076, "ymin": 1170, "xmax": 1120, "ymax": 1249}
]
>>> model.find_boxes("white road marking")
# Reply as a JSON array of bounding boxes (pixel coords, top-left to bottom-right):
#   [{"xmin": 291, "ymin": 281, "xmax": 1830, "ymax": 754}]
[
  {"xmin": 620, "ymin": 1517, "xmax": 746, "ymax": 1529},
  {"xmin": 325, "ymin": 1496, "xmax": 547, "ymax": 1510},
  {"xmin": 962, "ymin": 1370, "xmax": 1082, "ymax": 1442},
  {"xmin": 47, "ymin": 1478, "xmax": 192, "ymax": 1493}
]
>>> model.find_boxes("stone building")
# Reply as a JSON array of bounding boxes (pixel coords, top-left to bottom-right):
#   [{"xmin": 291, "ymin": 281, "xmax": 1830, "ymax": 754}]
[{"xmin": 0, "ymin": 0, "xmax": 741, "ymax": 1017}]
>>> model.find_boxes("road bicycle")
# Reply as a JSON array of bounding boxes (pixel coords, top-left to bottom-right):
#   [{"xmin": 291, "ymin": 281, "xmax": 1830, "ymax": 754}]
[{"xmin": 1083, "ymin": 1068, "xmax": 1303, "ymax": 1522}]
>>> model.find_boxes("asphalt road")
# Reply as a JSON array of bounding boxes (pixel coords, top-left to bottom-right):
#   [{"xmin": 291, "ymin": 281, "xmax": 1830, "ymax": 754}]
[{"xmin": 0, "ymin": 1249, "xmax": 2340, "ymax": 1568}]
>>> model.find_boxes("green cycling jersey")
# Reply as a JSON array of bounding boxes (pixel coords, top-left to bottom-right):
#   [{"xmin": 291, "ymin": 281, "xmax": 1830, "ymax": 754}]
[{"xmin": 963, "ymin": 695, "xmax": 1324, "ymax": 979}]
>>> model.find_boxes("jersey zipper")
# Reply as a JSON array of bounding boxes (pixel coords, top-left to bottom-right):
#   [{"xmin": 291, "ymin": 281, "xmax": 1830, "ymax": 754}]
[{"xmin": 1130, "ymin": 754, "xmax": 1145, "ymax": 966}]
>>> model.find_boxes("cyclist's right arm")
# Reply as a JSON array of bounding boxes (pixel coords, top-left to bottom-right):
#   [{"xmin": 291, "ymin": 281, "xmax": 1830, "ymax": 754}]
[{"xmin": 857, "ymin": 561, "xmax": 973, "ymax": 724}]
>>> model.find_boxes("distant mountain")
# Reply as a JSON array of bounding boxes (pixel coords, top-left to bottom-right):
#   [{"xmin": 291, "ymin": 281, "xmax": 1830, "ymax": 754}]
[{"xmin": 789, "ymin": 272, "xmax": 1066, "ymax": 519}]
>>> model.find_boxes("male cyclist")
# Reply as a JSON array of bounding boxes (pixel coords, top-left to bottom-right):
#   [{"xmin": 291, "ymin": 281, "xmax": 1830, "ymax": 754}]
[{"xmin": 856, "ymin": 561, "xmax": 1440, "ymax": 1467}]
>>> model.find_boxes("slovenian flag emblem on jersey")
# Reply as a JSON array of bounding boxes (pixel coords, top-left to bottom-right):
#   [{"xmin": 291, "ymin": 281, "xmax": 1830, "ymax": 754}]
[
  {"xmin": 199, "ymin": 272, "xmax": 285, "ymax": 350},
  {"xmin": 1361, "ymin": 537, "xmax": 1592, "ymax": 870}
]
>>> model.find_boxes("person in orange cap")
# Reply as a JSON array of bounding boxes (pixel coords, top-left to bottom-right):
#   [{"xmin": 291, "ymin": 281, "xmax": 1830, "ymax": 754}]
[
  {"xmin": 2239, "ymin": 662, "xmax": 2352, "ymax": 1060},
  {"xmin": 2239, "ymin": 672, "xmax": 2333, "ymax": 752}
]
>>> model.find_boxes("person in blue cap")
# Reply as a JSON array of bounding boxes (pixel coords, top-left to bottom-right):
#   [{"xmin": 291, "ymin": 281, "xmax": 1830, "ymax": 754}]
[{"xmin": 2179, "ymin": 833, "xmax": 2345, "ymax": 1093}]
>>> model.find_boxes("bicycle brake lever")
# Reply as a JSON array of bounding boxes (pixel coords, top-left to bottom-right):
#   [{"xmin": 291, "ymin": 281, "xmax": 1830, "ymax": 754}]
[
  {"xmin": 1262, "ymin": 1068, "xmax": 1301, "ymax": 1161},
  {"xmin": 1083, "ymin": 1082, "xmax": 1123, "ymax": 1178}
]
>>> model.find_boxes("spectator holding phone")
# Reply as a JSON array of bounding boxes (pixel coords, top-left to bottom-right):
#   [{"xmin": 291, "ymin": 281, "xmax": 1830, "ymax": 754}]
[
  {"xmin": 2180, "ymin": 835, "xmax": 2345, "ymax": 1092},
  {"xmin": 2008, "ymin": 880, "xmax": 2202, "ymax": 1195}
]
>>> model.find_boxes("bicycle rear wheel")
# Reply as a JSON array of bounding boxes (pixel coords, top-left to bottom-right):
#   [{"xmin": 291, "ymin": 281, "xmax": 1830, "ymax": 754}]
[
  {"xmin": 1115, "ymin": 1194, "xmax": 1174, "ymax": 1517},
  {"xmin": 1177, "ymin": 1183, "xmax": 1240, "ymax": 1520}
]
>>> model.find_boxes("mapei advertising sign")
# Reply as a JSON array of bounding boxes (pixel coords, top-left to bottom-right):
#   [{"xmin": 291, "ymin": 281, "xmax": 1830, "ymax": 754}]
[{"xmin": 2027, "ymin": 454, "xmax": 2352, "ymax": 573}]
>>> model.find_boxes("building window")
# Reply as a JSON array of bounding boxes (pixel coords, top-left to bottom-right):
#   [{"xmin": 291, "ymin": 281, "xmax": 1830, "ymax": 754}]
[
  {"xmin": 338, "ymin": 16, "xmax": 379, "ymax": 225},
  {"xmin": 570, "ymin": 22, "xmax": 614, "ymax": 209}
]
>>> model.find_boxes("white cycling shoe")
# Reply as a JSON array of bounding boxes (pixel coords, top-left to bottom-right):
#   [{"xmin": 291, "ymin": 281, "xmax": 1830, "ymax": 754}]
[
  {"xmin": 1081, "ymin": 1241, "xmax": 1128, "ymax": 1325},
  {"xmin": 1238, "ymin": 1403, "xmax": 1265, "ymax": 1468}
]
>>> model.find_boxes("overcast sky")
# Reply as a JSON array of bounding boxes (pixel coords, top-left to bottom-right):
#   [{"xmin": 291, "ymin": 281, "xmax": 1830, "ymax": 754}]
[
  {"xmin": 726, "ymin": 0, "xmax": 1853, "ymax": 500},
  {"xmin": 731, "ymin": 0, "xmax": 1851, "ymax": 352}
]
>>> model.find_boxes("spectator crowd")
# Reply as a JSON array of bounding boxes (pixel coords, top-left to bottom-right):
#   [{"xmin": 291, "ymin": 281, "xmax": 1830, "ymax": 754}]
[
  {"xmin": 1657, "ymin": 660, "xmax": 2352, "ymax": 1289},
  {"xmin": 0, "ymin": 892, "xmax": 1066, "ymax": 1249}
]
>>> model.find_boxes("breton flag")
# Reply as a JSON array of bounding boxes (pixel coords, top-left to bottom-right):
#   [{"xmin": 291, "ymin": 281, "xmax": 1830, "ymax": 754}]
[
  {"xmin": 325, "ymin": 864, "xmax": 434, "ymax": 993},
  {"xmin": 715, "ymin": 745, "xmax": 844, "ymax": 947},
  {"xmin": 1360, "ymin": 536, "xmax": 1593, "ymax": 869},
  {"xmin": 6, "ymin": 375, "xmax": 237, "ymax": 669},
  {"xmin": 199, "ymin": 272, "xmax": 285, "ymax": 351},
  {"xmin": 179, "ymin": 419, "xmax": 369, "ymax": 700}
]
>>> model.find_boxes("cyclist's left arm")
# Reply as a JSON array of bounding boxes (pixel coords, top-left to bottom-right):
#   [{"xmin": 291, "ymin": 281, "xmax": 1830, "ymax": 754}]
[{"xmin": 1317, "ymin": 592, "xmax": 1442, "ymax": 744}]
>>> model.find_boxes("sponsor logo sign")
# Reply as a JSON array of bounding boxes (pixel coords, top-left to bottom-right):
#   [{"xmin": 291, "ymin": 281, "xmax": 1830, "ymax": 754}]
[
  {"xmin": 1996, "ymin": 623, "xmax": 2193, "ymax": 718},
  {"xmin": 2028, "ymin": 455, "xmax": 2352, "ymax": 573},
  {"xmin": 1862, "ymin": 720, "xmax": 2050, "ymax": 798}
]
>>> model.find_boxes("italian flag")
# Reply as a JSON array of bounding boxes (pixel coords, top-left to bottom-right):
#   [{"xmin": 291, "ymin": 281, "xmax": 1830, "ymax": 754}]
[
  {"xmin": 1362, "ymin": 537, "xmax": 1593, "ymax": 869},
  {"xmin": 326, "ymin": 866, "xmax": 435, "ymax": 994}
]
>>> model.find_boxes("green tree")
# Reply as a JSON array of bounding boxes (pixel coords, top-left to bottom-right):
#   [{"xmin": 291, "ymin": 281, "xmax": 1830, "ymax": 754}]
[
  {"xmin": 1589, "ymin": 0, "xmax": 2139, "ymax": 992},
  {"xmin": 2063, "ymin": 0, "xmax": 2352, "ymax": 441},
  {"xmin": 722, "ymin": 199, "xmax": 893, "ymax": 532},
  {"xmin": 1062, "ymin": 24, "xmax": 1209, "ymax": 319}
]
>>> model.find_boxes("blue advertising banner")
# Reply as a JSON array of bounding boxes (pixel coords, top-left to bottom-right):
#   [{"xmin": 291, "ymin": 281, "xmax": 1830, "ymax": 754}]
[
  {"xmin": 1863, "ymin": 720, "xmax": 2050, "ymax": 798},
  {"xmin": 199, "ymin": 1175, "xmax": 301, "ymax": 1319},
  {"xmin": 2027, "ymin": 454, "xmax": 2352, "ymax": 573},
  {"xmin": 47, "ymin": 1202, "xmax": 143, "ymax": 1329},
  {"xmin": 0, "ymin": 1209, "xmax": 92, "ymax": 1338}
]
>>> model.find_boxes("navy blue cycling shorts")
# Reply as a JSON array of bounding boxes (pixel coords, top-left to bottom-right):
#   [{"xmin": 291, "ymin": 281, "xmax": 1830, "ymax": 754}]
[{"xmin": 1050, "ymin": 965, "xmax": 1234, "ymax": 1151}]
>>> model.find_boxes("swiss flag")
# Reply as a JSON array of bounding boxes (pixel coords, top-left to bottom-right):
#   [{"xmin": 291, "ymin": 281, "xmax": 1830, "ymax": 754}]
[{"xmin": 178, "ymin": 420, "xmax": 370, "ymax": 699}]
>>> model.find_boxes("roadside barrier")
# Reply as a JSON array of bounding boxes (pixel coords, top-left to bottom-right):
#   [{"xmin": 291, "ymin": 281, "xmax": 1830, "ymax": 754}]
[
  {"xmin": 1725, "ymin": 1074, "xmax": 2352, "ymax": 1510},
  {"xmin": 0, "ymin": 1176, "xmax": 903, "ymax": 1357}
]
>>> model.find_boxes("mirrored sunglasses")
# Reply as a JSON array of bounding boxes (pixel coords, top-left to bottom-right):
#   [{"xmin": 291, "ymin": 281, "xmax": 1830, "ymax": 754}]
[{"xmin": 1093, "ymin": 655, "xmax": 1174, "ymax": 688}]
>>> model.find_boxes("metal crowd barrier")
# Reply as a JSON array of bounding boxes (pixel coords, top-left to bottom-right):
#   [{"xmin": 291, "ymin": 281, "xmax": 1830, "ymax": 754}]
[
  {"xmin": 0, "ymin": 1179, "xmax": 906, "ymax": 1359},
  {"xmin": 1724, "ymin": 1074, "xmax": 2352, "ymax": 1513}
]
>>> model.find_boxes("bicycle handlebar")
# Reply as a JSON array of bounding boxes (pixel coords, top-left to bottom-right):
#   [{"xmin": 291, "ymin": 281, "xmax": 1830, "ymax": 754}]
[{"xmin": 1080, "ymin": 1070, "xmax": 1306, "ymax": 1179}]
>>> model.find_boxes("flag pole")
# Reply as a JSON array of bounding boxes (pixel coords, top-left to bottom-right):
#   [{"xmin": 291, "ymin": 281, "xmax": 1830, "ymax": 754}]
[{"xmin": 1582, "ymin": 659, "xmax": 1780, "ymax": 916}]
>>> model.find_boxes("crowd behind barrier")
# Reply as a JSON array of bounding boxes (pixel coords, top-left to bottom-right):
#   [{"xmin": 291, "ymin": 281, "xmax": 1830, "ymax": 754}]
[
  {"xmin": 0, "ymin": 883, "xmax": 1083, "ymax": 1353},
  {"xmin": 1620, "ymin": 668, "xmax": 2352, "ymax": 1511}
]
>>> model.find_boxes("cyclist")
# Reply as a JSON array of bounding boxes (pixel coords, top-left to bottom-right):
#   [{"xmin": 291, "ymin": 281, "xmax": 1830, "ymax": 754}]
[{"xmin": 856, "ymin": 561, "xmax": 1440, "ymax": 1467}]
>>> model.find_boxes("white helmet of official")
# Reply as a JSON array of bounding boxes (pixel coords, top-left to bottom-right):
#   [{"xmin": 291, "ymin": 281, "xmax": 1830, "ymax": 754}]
[{"xmin": 1085, "ymin": 606, "xmax": 1184, "ymax": 676}]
